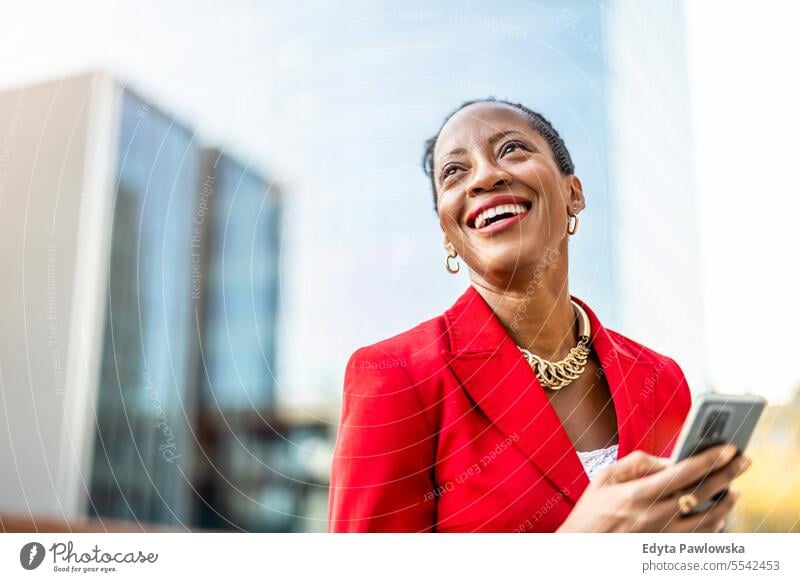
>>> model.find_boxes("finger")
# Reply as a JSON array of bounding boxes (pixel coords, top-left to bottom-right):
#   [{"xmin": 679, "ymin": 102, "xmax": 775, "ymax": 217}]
[
  {"xmin": 639, "ymin": 487, "xmax": 734, "ymax": 532},
  {"xmin": 667, "ymin": 490, "xmax": 740, "ymax": 533},
  {"xmin": 600, "ymin": 450, "xmax": 670, "ymax": 484},
  {"xmin": 636, "ymin": 444, "xmax": 738, "ymax": 500},
  {"xmin": 672, "ymin": 493, "xmax": 738, "ymax": 533},
  {"xmin": 682, "ymin": 456, "xmax": 751, "ymax": 503}
]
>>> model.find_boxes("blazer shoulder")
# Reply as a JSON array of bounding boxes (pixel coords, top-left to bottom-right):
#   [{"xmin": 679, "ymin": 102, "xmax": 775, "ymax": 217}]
[
  {"xmin": 342, "ymin": 316, "xmax": 446, "ymax": 435},
  {"xmin": 604, "ymin": 327, "xmax": 690, "ymax": 403},
  {"xmin": 347, "ymin": 313, "xmax": 449, "ymax": 369},
  {"xmin": 605, "ymin": 327, "xmax": 681, "ymax": 369}
]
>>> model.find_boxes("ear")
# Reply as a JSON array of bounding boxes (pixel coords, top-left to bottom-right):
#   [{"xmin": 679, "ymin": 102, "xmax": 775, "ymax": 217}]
[
  {"xmin": 567, "ymin": 175, "xmax": 585, "ymax": 214},
  {"xmin": 443, "ymin": 233, "xmax": 453, "ymax": 252}
]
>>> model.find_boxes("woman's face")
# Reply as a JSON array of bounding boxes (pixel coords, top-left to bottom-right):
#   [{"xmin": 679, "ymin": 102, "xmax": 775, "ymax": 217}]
[{"xmin": 433, "ymin": 102, "xmax": 584, "ymax": 287}]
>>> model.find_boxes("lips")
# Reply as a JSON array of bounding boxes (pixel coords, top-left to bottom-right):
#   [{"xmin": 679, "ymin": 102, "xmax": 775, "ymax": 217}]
[{"xmin": 465, "ymin": 194, "xmax": 532, "ymax": 232}]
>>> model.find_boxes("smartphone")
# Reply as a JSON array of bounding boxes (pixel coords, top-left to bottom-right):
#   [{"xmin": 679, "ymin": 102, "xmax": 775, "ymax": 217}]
[{"xmin": 669, "ymin": 392, "xmax": 766, "ymax": 514}]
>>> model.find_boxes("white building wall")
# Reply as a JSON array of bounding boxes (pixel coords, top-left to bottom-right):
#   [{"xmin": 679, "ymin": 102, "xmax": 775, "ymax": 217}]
[
  {"xmin": 0, "ymin": 74, "xmax": 118, "ymax": 518},
  {"xmin": 605, "ymin": 1, "xmax": 707, "ymax": 393},
  {"xmin": 685, "ymin": 0, "xmax": 800, "ymax": 404}
]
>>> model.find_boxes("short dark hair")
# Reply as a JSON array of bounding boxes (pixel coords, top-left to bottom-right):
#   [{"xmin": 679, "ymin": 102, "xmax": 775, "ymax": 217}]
[{"xmin": 422, "ymin": 98, "xmax": 575, "ymax": 211}]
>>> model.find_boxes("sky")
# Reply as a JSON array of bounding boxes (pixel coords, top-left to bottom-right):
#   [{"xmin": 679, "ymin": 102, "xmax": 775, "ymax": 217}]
[{"xmin": 0, "ymin": 0, "xmax": 798, "ymax": 406}]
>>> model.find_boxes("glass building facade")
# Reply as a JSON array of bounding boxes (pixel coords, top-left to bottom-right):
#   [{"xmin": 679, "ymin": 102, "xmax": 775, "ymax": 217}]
[
  {"xmin": 200, "ymin": 153, "xmax": 280, "ymax": 411},
  {"xmin": 89, "ymin": 90, "xmax": 201, "ymax": 525},
  {"xmin": 88, "ymin": 87, "xmax": 285, "ymax": 529},
  {"xmin": 192, "ymin": 152, "xmax": 297, "ymax": 532}
]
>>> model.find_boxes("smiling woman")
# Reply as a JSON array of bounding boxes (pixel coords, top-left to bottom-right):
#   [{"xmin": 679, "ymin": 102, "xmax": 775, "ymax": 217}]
[{"xmin": 327, "ymin": 98, "xmax": 751, "ymax": 533}]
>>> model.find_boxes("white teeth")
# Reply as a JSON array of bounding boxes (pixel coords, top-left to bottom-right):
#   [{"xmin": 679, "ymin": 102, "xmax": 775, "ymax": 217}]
[{"xmin": 474, "ymin": 203, "xmax": 528, "ymax": 229}]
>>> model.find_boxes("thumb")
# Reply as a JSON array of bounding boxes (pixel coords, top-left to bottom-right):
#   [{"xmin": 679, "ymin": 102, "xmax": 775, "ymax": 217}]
[{"xmin": 599, "ymin": 450, "xmax": 670, "ymax": 484}]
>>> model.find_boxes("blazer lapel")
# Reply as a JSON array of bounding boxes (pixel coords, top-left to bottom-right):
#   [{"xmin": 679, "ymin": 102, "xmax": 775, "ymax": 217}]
[
  {"xmin": 575, "ymin": 296, "xmax": 657, "ymax": 458},
  {"xmin": 442, "ymin": 286, "xmax": 657, "ymax": 506}
]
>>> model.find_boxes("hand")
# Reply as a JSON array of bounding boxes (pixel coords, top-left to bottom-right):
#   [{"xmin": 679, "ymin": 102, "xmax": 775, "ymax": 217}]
[{"xmin": 557, "ymin": 444, "xmax": 752, "ymax": 532}]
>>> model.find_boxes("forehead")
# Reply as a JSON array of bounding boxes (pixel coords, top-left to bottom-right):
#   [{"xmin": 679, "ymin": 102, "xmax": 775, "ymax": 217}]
[{"xmin": 434, "ymin": 102, "xmax": 536, "ymax": 162}]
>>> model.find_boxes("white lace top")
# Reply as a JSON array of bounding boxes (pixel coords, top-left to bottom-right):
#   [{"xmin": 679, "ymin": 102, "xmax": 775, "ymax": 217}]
[{"xmin": 577, "ymin": 444, "xmax": 619, "ymax": 481}]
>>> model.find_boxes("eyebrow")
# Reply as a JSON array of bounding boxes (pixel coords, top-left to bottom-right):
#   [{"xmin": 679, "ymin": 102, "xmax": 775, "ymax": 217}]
[{"xmin": 440, "ymin": 130, "xmax": 528, "ymax": 161}]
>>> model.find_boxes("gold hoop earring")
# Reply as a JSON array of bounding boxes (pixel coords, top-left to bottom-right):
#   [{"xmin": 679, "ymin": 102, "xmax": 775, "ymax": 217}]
[
  {"xmin": 445, "ymin": 248, "xmax": 460, "ymax": 274},
  {"xmin": 567, "ymin": 213, "xmax": 579, "ymax": 236}
]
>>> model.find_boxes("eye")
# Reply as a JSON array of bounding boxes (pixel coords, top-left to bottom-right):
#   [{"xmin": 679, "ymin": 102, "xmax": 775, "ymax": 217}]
[
  {"xmin": 440, "ymin": 163, "xmax": 463, "ymax": 182},
  {"xmin": 500, "ymin": 140, "xmax": 530, "ymax": 156}
]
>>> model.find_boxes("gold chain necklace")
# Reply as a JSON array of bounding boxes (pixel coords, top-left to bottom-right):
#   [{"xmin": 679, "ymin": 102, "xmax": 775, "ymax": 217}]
[{"xmin": 517, "ymin": 300, "xmax": 592, "ymax": 391}]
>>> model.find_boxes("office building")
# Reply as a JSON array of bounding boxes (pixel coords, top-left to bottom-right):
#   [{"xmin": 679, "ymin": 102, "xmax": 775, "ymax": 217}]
[{"xmin": 0, "ymin": 73, "xmax": 301, "ymax": 530}]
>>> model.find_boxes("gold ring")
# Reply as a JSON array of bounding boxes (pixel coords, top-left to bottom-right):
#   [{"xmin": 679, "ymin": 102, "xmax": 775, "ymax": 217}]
[{"xmin": 678, "ymin": 493, "xmax": 699, "ymax": 515}]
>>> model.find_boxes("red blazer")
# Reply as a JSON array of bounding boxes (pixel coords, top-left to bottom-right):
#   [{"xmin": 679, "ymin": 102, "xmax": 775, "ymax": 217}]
[{"xmin": 328, "ymin": 286, "xmax": 692, "ymax": 532}]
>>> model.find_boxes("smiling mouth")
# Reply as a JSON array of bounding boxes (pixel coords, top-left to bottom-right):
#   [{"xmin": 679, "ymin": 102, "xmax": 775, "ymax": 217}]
[{"xmin": 469, "ymin": 201, "xmax": 532, "ymax": 230}]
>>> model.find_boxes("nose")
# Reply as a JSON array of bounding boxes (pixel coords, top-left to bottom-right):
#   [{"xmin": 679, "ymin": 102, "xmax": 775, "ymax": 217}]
[{"xmin": 466, "ymin": 160, "xmax": 512, "ymax": 197}]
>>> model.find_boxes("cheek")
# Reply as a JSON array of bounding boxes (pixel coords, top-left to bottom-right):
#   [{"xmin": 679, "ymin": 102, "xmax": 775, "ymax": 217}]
[
  {"xmin": 519, "ymin": 161, "xmax": 561, "ymax": 197},
  {"xmin": 437, "ymin": 195, "xmax": 463, "ymax": 231},
  {"xmin": 521, "ymin": 168, "xmax": 568, "ymax": 221}
]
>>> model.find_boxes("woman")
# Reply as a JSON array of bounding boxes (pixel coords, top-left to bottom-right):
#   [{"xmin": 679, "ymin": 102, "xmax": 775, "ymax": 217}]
[{"xmin": 328, "ymin": 98, "xmax": 751, "ymax": 532}]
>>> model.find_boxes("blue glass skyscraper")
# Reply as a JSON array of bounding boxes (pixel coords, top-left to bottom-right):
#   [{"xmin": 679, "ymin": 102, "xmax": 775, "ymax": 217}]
[
  {"xmin": 89, "ymin": 89, "xmax": 201, "ymax": 525},
  {"xmin": 199, "ymin": 152, "xmax": 280, "ymax": 412}
]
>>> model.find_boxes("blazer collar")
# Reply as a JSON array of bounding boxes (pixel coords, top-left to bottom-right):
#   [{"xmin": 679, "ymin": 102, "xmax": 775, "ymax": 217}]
[{"xmin": 441, "ymin": 285, "xmax": 656, "ymax": 506}]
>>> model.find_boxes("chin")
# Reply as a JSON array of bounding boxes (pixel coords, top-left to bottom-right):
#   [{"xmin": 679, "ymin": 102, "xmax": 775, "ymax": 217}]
[
  {"xmin": 476, "ymin": 236, "xmax": 549, "ymax": 263},
  {"xmin": 470, "ymin": 239, "xmax": 559, "ymax": 283},
  {"xmin": 471, "ymin": 256, "xmax": 537, "ymax": 283}
]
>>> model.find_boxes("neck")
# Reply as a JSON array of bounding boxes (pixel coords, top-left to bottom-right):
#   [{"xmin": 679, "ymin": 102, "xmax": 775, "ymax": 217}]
[{"xmin": 470, "ymin": 266, "xmax": 578, "ymax": 360}]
